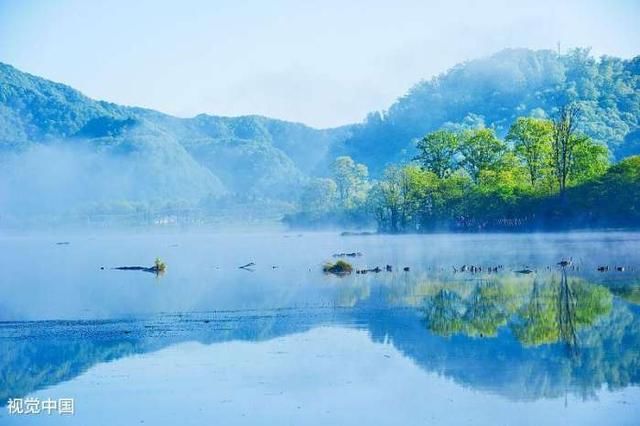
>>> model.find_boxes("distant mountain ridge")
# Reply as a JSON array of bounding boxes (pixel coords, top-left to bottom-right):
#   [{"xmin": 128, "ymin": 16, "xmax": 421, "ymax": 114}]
[{"xmin": 0, "ymin": 47, "xmax": 638, "ymax": 221}]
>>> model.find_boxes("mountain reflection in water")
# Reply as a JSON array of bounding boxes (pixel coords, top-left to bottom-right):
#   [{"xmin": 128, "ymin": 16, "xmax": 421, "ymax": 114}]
[{"xmin": 2, "ymin": 268, "xmax": 639, "ymax": 406}]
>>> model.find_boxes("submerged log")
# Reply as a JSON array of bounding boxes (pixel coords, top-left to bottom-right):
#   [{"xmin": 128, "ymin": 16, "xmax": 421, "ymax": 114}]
[
  {"xmin": 113, "ymin": 266, "xmax": 162, "ymax": 274},
  {"xmin": 332, "ymin": 252, "xmax": 362, "ymax": 258},
  {"xmin": 113, "ymin": 258, "xmax": 166, "ymax": 275},
  {"xmin": 113, "ymin": 266, "xmax": 147, "ymax": 271}
]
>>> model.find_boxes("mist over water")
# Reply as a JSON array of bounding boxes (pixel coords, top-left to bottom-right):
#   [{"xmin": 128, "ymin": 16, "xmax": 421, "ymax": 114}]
[
  {"xmin": 0, "ymin": 139, "xmax": 224, "ymax": 223},
  {"xmin": 1, "ymin": 231, "xmax": 638, "ymax": 321}
]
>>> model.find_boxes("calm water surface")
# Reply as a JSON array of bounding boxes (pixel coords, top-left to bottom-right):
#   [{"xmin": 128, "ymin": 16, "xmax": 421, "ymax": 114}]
[{"xmin": 1, "ymin": 231, "xmax": 639, "ymax": 425}]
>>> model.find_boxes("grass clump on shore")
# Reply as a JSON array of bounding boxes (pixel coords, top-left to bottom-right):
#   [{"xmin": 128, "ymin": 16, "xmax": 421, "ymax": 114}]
[{"xmin": 323, "ymin": 260, "xmax": 353, "ymax": 275}]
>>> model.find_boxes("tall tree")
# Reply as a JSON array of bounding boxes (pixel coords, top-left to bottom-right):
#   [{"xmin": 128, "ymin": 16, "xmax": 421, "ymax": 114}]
[
  {"xmin": 299, "ymin": 178, "xmax": 337, "ymax": 213},
  {"xmin": 331, "ymin": 156, "xmax": 369, "ymax": 209},
  {"xmin": 551, "ymin": 104, "xmax": 582, "ymax": 194},
  {"xmin": 371, "ymin": 165, "xmax": 437, "ymax": 233},
  {"xmin": 506, "ymin": 117, "xmax": 553, "ymax": 187},
  {"xmin": 459, "ymin": 128, "xmax": 506, "ymax": 182},
  {"xmin": 550, "ymin": 104, "xmax": 608, "ymax": 194},
  {"xmin": 374, "ymin": 166, "xmax": 404, "ymax": 233},
  {"xmin": 414, "ymin": 130, "xmax": 459, "ymax": 178}
]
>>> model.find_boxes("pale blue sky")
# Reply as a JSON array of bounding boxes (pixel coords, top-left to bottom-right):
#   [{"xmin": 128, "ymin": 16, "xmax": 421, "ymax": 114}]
[{"xmin": 1, "ymin": 0, "xmax": 638, "ymax": 127}]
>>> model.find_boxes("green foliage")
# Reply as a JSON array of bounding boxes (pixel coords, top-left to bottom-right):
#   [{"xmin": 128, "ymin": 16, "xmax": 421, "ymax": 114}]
[
  {"xmin": 154, "ymin": 258, "xmax": 167, "ymax": 273},
  {"xmin": 569, "ymin": 138, "xmax": 610, "ymax": 185},
  {"xmin": 371, "ymin": 165, "xmax": 448, "ymax": 232},
  {"xmin": 458, "ymin": 128, "xmax": 507, "ymax": 182},
  {"xmin": 414, "ymin": 129, "xmax": 459, "ymax": 178},
  {"xmin": 331, "ymin": 156, "xmax": 369, "ymax": 209},
  {"xmin": 322, "ymin": 260, "xmax": 353, "ymax": 275},
  {"xmin": 284, "ymin": 164, "xmax": 371, "ymax": 228},
  {"xmin": 299, "ymin": 178, "xmax": 338, "ymax": 214},
  {"xmin": 418, "ymin": 272, "xmax": 613, "ymax": 348},
  {"xmin": 506, "ymin": 117, "xmax": 553, "ymax": 187},
  {"xmin": 512, "ymin": 277, "xmax": 612, "ymax": 347},
  {"xmin": 559, "ymin": 155, "xmax": 640, "ymax": 226},
  {"xmin": 321, "ymin": 115, "xmax": 635, "ymax": 232},
  {"xmin": 424, "ymin": 278, "xmax": 527, "ymax": 338}
]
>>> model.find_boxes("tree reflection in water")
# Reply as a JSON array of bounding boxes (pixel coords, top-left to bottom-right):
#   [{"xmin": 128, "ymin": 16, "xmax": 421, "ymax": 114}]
[
  {"xmin": 0, "ymin": 269, "xmax": 635, "ymax": 405},
  {"xmin": 557, "ymin": 269, "xmax": 578, "ymax": 353},
  {"xmin": 418, "ymin": 270, "xmax": 612, "ymax": 353}
]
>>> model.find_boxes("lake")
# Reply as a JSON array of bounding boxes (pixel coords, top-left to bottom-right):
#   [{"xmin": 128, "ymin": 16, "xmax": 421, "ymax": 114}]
[{"xmin": 1, "ymin": 231, "xmax": 639, "ymax": 425}]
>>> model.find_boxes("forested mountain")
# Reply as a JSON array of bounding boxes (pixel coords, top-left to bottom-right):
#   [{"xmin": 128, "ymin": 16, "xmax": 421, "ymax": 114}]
[
  {"xmin": 342, "ymin": 48, "xmax": 640, "ymax": 174},
  {"xmin": 0, "ymin": 62, "xmax": 350, "ymax": 163},
  {"xmin": 0, "ymin": 62, "xmax": 350, "ymax": 222},
  {"xmin": 0, "ymin": 47, "xmax": 638, "ymax": 225}
]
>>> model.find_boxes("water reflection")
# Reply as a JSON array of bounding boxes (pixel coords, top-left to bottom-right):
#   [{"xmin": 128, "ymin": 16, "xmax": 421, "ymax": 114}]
[
  {"xmin": 2, "ymin": 267, "xmax": 640, "ymax": 407},
  {"xmin": 341, "ymin": 269, "xmax": 639, "ymax": 400},
  {"xmin": 417, "ymin": 270, "xmax": 613, "ymax": 353}
]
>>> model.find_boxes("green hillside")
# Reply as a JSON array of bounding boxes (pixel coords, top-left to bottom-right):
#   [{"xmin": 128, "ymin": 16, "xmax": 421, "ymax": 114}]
[
  {"xmin": 0, "ymin": 62, "xmax": 349, "ymax": 222},
  {"xmin": 341, "ymin": 48, "xmax": 640, "ymax": 174}
]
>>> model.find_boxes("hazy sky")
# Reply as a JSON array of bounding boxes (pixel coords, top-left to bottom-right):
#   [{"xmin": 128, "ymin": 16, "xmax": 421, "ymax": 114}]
[{"xmin": 1, "ymin": 0, "xmax": 638, "ymax": 128}]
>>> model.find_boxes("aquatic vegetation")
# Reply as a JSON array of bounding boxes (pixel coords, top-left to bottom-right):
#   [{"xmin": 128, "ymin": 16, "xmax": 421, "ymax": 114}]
[
  {"xmin": 323, "ymin": 260, "xmax": 353, "ymax": 275},
  {"xmin": 154, "ymin": 258, "xmax": 166, "ymax": 273}
]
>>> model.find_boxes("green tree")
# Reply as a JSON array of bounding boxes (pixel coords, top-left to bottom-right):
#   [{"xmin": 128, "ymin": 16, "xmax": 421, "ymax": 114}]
[
  {"xmin": 299, "ymin": 178, "xmax": 337, "ymax": 213},
  {"xmin": 331, "ymin": 156, "xmax": 369, "ymax": 209},
  {"xmin": 475, "ymin": 152, "xmax": 531, "ymax": 214},
  {"xmin": 551, "ymin": 104, "xmax": 584, "ymax": 194},
  {"xmin": 567, "ymin": 155, "xmax": 640, "ymax": 225},
  {"xmin": 370, "ymin": 165, "xmax": 446, "ymax": 232},
  {"xmin": 570, "ymin": 140, "xmax": 609, "ymax": 185},
  {"xmin": 459, "ymin": 128, "xmax": 507, "ymax": 182},
  {"xmin": 506, "ymin": 117, "xmax": 553, "ymax": 187},
  {"xmin": 373, "ymin": 167, "xmax": 404, "ymax": 232},
  {"xmin": 370, "ymin": 166, "xmax": 415, "ymax": 232},
  {"xmin": 550, "ymin": 103, "xmax": 610, "ymax": 194},
  {"xmin": 414, "ymin": 130, "xmax": 459, "ymax": 178},
  {"xmin": 402, "ymin": 165, "xmax": 441, "ymax": 229}
]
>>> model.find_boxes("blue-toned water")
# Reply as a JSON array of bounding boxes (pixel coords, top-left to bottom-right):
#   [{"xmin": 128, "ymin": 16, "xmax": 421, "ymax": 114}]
[{"xmin": 1, "ymin": 231, "xmax": 639, "ymax": 425}]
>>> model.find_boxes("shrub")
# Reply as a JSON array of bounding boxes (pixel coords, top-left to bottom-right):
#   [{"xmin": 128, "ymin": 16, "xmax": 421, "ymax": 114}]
[{"xmin": 322, "ymin": 260, "xmax": 353, "ymax": 275}]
